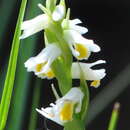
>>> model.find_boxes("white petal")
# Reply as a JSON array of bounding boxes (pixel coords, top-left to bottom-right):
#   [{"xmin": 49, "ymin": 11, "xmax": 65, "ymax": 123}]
[
  {"xmin": 69, "ymin": 19, "xmax": 88, "ymax": 34},
  {"xmin": 64, "ymin": 30, "xmax": 86, "ymax": 44},
  {"xmin": 88, "ymin": 60, "xmax": 106, "ymax": 67},
  {"xmin": 88, "ymin": 42, "xmax": 101, "ymax": 52},
  {"xmin": 52, "ymin": 5, "xmax": 65, "ymax": 21},
  {"xmin": 56, "ymin": 87, "xmax": 84, "ymax": 113},
  {"xmin": 70, "ymin": 19, "xmax": 82, "ymax": 25},
  {"xmin": 73, "ymin": 26, "xmax": 88, "ymax": 34},
  {"xmin": 24, "ymin": 57, "xmax": 38, "ymax": 72},
  {"xmin": 20, "ymin": 14, "xmax": 49, "ymax": 39},
  {"xmin": 72, "ymin": 61, "xmax": 106, "ymax": 80},
  {"xmin": 36, "ymin": 108, "xmax": 63, "ymax": 125}
]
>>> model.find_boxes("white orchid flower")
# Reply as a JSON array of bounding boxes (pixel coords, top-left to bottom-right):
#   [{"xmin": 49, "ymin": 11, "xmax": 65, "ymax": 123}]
[
  {"xmin": 62, "ymin": 18, "xmax": 88, "ymax": 34},
  {"xmin": 36, "ymin": 87, "xmax": 84, "ymax": 125},
  {"xmin": 64, "ymin": 30, "xmax": 100, "ymax": 60},
  {"xmin": 24, "ymin": 44, "xmax": 61, "ymax": 79},
  {"xmin": 72, "ymin": 60, "xmax": 106, "ymax": 88}
]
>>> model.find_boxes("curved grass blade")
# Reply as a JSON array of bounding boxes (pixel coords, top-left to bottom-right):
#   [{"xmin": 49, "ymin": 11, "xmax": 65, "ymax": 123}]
[{"xmin": 0, "ymin": 0, "xmax": 27, "ymax": 129}]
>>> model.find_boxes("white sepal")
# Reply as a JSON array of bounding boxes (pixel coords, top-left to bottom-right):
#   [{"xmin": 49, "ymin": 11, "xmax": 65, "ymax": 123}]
[
  {"xmin": 20, "ymin": 14, "xmax": 49, "ymax": 39},
  {"xmin": 62, "ymin": 18, "xmax": 88, "ymax": 34},
  {"xmin": 72, "ymin": 60, "xmax": 106, "ymax": 81}
]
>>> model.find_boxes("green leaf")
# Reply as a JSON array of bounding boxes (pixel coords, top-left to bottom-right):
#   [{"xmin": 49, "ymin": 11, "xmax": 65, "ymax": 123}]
[{"xmin": 0, "ymin": 0, "xmax": 27, "ymax": 129}]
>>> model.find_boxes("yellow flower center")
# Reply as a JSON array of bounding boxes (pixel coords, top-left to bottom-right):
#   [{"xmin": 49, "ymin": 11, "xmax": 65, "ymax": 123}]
[
  {"xmin": 36, "ymin": 62, "xmax": 47, "ymax": 72},
  {"xmin": 46, "ymin": 69, "xmax": 55, "ymax": 78},
  {"xmin": 90, "ymin": 80, "xmax": 100, "ymax": 88},
  {"xmin": 60, "ymin": 101, "xmax": 74, "ymax": 121},
  {"xmin": 75, "ymin": 43, "xmax": 89, "ymax": 59}
]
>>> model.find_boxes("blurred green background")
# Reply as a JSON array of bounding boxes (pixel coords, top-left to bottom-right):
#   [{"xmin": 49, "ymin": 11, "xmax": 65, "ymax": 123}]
[{"xmin": 0, "ymin": 0, "xmax": 130, "ymax": 130}]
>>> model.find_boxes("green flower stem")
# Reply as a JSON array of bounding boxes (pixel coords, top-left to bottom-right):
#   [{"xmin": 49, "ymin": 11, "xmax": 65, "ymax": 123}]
[
  {"xmin": 64, "ymin": 119, "xmax": 85, "ymax": 130},
  {"xmin": 52, "ymin": 59, "xmax": 72, "ymax": 95},
  {"xmin": 108, "ymin": 102, "xmax": 120, "ymax": 130},
  {"xmin": 45, "ymin": 22, "xmax": 72, "ymax": 95},
  {"xmin": 0, "ymin": 0, "xmax": 27, "ymax": 129}
]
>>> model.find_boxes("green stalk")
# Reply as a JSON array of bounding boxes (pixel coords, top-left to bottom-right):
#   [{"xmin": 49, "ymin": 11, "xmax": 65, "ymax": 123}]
[
  {"xmin": 108, "ymin": 102, "xmax": 120, "ymax": 130},
  {"xmin": 0, "ymin": 0, "xmax": 27, "ymax": 129},
  {"xmin": 64, "ymin": 119, "xmax": 85, "ymax": 130}
]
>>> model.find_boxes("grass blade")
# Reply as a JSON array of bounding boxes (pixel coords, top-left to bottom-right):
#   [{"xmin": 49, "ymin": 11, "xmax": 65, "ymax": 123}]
[
  {"xmin": 0, "ymin": 0, "xmax": 27, "ymax": 129},
  {"xmin": 108, "ymin": 102, "xmax": 120, "ymax": 130}
]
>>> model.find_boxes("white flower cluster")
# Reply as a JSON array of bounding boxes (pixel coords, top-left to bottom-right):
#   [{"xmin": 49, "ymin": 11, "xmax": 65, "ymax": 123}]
[{"xmin": 20, "ymin": 0, "xmax": 106, "ymax": 125}]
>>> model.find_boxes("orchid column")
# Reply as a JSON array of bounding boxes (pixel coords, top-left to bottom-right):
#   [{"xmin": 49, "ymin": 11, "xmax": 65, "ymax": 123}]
[{"xmin": 20, "ymin": 0, "xmax": 106, "ymax": 129}]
